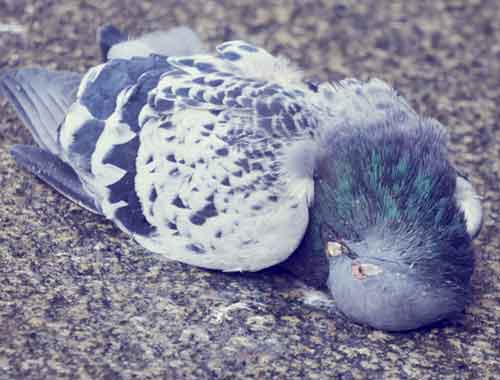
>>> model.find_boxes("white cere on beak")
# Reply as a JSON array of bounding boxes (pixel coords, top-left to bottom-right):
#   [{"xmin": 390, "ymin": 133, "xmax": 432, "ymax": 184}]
[{"xmin": 351, "ymin": 263, "xmax": 384, "ymax": 280}]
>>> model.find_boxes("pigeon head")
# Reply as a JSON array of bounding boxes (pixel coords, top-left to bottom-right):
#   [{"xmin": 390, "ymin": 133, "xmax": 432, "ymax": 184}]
[{"xmin": 313, "ymin": 114, "xmax": 477, "ymax": 331}]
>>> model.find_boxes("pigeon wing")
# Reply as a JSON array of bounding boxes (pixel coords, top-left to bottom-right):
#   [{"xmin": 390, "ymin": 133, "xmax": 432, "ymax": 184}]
[{"xmin": 60, "ymin": 43, "xmax": 318, "ymax": 271}]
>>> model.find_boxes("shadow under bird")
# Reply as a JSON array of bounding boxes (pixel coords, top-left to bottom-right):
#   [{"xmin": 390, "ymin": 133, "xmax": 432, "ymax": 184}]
[{"xmin": 0, "ymin": 25, "xmax": 483, "ymax": 331}]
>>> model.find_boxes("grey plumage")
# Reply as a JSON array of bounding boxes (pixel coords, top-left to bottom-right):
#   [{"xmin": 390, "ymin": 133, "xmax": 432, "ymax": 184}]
[
  {"xmin": 11, "ymin": 145, "xmax": 100, "ymax": 213},
  {"xmin": 315, "ymin": 118, "xmax": 475, "ymax": 330},
  {"xmin": 1, "ymin": 68, "xmax": 82, "ymax": 154},
  {"xmin": 1, "ymin": 25, "xmax": 483, "ymax": 331},
  {"xmin": 97, "ymin": 24, "xmax": 127, "ymax": 61}
]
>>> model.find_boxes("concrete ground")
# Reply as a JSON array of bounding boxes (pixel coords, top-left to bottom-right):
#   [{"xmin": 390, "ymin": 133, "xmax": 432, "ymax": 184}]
[{"xmin": 0, "ymin": 0, "xmax": 499, "ymax": 379}]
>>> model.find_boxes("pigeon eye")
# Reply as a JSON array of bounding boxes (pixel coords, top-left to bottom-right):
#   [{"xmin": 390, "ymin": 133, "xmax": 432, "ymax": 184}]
[{"xmin": 325, "ymin": 241, "xmax": 350, "ymax": 257}]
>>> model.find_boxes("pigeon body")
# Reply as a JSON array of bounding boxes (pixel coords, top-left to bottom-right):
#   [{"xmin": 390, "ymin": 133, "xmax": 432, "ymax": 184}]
[
  {"xmin": 61, "ymin": 43, "xmax": 320, "ymax": 271},
  {"xmin": 1, "ymin": 26, "xmax": 483, "ymax": 330}
]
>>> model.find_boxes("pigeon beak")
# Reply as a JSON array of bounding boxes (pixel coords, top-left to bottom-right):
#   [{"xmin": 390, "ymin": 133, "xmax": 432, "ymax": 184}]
[{"xmin": 351, "ymin": 262, "xmax": 384, "ymax": 280}]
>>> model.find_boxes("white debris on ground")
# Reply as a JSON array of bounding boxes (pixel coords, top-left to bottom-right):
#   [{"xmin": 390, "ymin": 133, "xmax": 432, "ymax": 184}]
[
  {"xmin": 0, "ymin": 23, "xmax": 26, "ymax": 34},
  {"xmin": 300, "ymin": 288, "xmax": 336, "ymax": 309},
  {"xmin": 209, "ymin": 302, "xmax": 254, "ymax": 324},
  {"xmin": 297, "ymin": 288, "xmax": 346, "ymax": 318}
]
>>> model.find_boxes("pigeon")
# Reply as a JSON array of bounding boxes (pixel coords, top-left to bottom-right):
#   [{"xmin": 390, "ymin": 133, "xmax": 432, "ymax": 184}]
[{"xmin": 0, "ymin": 25, "xmax": 483, "ymax": 331}]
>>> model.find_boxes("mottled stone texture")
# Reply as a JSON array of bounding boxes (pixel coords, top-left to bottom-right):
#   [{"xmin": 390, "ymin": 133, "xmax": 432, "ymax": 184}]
[{"xmin": 0, "ymin": 1, "xmax": 499, "ymax": 379}]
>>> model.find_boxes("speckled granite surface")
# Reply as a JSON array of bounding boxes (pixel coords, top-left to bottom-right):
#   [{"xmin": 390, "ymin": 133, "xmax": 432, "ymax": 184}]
[{"xmin": 0, "ymin": 1, "xmax": 499, "ymax": 379}]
